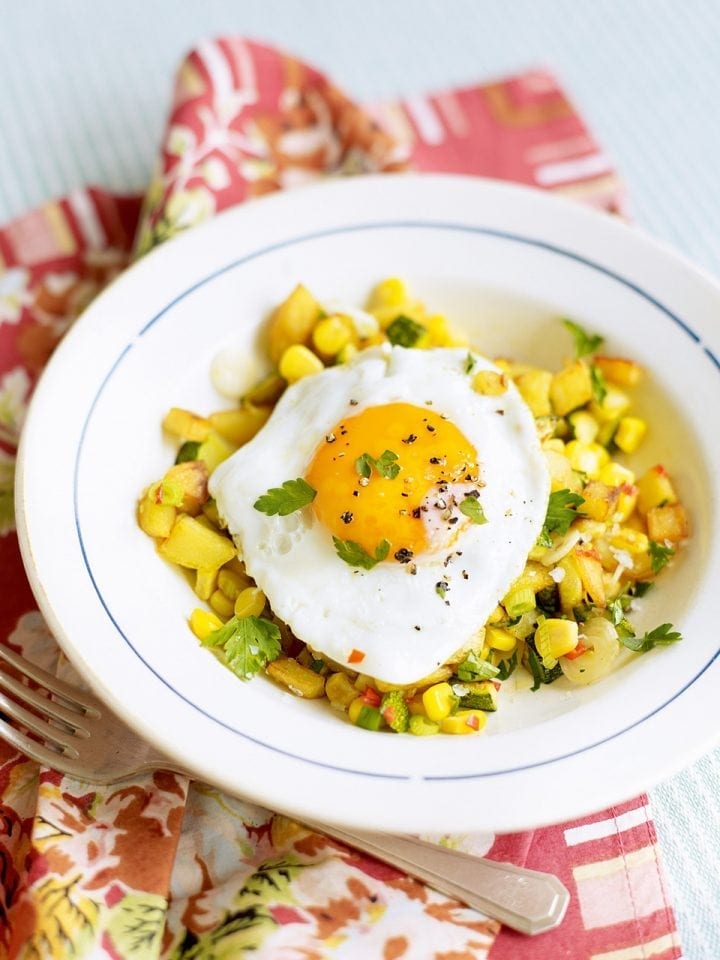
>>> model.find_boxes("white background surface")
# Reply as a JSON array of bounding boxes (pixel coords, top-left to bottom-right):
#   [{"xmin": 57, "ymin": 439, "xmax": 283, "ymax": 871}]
[{"xmin": 2, "ymin": 1, "xmax": 719, "ymax": 955}]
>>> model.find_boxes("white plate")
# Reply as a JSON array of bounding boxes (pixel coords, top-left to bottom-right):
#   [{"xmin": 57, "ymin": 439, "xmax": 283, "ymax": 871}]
[{"xmin": 15, "ymin": 174, "xmax": 720, "ymax": 834}]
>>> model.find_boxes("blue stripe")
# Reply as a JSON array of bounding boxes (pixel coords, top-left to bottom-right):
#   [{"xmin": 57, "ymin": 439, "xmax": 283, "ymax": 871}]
[{"xmin": 75, "ymin": 219, "xmax": 720, "ymax": 782}]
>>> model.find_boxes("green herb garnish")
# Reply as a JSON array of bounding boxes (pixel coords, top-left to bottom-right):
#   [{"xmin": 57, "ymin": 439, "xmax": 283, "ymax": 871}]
[
  {"xmin": 333, "ymin": 536, "xmax": 390, "ymax": 570},
  {"xmin": 541, "ymin": 488, "xmax": 585, "ymax": 541},
  {"xmin": 649, "ymin": 540, "xmax": 675, "ymax": 574},
  {"xmin": 619, "ymin": 622, "xmax": 682, "ymax": 653},
  {"xmin": 175, "ymin": 441, "xmax": 201, "ymax": 464},
  {"xmin": 203, "ymin": 615, "xmax": 282, "ymax": 680},
  {"xmin": 355, "ymin": 449, "xmax": 400, "ymax": 480},
  {"xmin": 562, "ymin": 318, "xmax": 604, "ymax": 358},
  {"xmin": 495, "ymin": 651, "xmax": 519, "ymax": 681},
  {"xmin": 386, "ymin": 314, "xmax": 426, "ymax": 348},
  {"xmin": 590, "ymin": 364, "xmax": 608, "ymax": 404},
  {"xmin": 525, "ymin": 646, "xmax": 563, "ymax": 691},
  {"xmin": 607, "ymin": 595, "xmax": 635, "ymax": 639},
  {"xmin": 632, "ymin": 581, "xmax": 654, "ymax": 598},
  {"xmin": 435, "ymin": 580, "xmax": 449, "ymax": 600},
  {"xmin": 459, "ymin": 495, "xmax": 487, "ymax": 525},
  {"xmin": 456, "ymin": 650, "xmax": 499, "ymax": 681},
  {"xmin": 254, "ymin": 478, "xmax": 316, "ymax": 516},
  {"xmin": 465, "ymin": 353, "xmax": 477, "ymax": 374}
]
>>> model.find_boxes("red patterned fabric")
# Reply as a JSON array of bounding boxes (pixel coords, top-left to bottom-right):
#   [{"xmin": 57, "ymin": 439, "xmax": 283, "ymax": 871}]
[{"xmin": 0, "ymin": 38, "xmax": 679, "ymax": 960}]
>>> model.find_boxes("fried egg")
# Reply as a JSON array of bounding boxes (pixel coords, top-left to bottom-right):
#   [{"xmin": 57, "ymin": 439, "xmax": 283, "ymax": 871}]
[{"xmin": 210, "ymin": 346, "xmax": 550, "ymax": 684}]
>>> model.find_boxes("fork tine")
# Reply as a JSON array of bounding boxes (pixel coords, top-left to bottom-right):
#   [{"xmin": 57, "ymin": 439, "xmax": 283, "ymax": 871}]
[
  {"xmin": 0, "ymin": 689, "xmax": 80, "ymax": 756},
  {"xmin": 0, "ymin": 715, "xmax": 82, "ymax": 770},
  {"xmin": 0, "ymin": 668, "xmax": 92, "ymax": 732},
  {"xmin": 0, "ymin": 646, "xmax": 100, "ymax": 714}
]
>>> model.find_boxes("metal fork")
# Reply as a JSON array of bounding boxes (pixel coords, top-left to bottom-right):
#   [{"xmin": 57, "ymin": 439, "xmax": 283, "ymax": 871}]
[{"xmin": 0, "ymin": 643, "xmax": 569, "ymax": 935}]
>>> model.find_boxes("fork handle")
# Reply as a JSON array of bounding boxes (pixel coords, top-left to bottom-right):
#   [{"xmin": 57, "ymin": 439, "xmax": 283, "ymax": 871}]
[{"xmin": 301, "ymin": 818, "xmax": 569, "ymax": 936}]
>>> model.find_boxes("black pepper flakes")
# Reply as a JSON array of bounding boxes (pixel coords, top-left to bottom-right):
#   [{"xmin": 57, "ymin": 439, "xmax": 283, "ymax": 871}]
[
  {"xmin": 448, "ymin": 517, "xmax": 459, "ymax": 525},
  {"xmin": 466, "ymin": 489, "xmax": 481, "ymax": 499},
  {"xmin": 349, "ymin": 399, "xmax": 358, "ymax": 406},
  {"xmin": 414, "ymin": 625, "xmax": 421, "ymax": 631},
  {"xmin": 426, "ymin": 424, "xmax": 436, "ymax": 432},
  {"xmin": 394, "ymin": 547, "xmax": 414, "ymax": 564},
  {"xmin": 340, "ymin": 511, "xmax": 353, "ymax": 524},
  {"xmin": 462, "ymin": 570, "xmax": 469, "ymax": 580},
  {"xmin": 411, "ymin": 507, "xmax": 422, "ymax": 519},
  {"xmin": 402, "ymin": 433, "xmax": 418, "ymax": 444},
  {"xmin": 352, "ymin": 491, "xmax": 359, "ymax": 497},
  {"xmin": 325, "ymin": 433, "xmax": 336, "ymax": 443},
  {"xmin": 408, "ymin": 563, "xmax": 418, "ymax": 575}
]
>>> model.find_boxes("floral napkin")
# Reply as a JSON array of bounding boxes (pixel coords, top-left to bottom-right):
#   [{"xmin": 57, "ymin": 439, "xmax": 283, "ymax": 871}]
[{"xmin": 0, "ymin": 38, "xmax": 681, "ymax": 959}]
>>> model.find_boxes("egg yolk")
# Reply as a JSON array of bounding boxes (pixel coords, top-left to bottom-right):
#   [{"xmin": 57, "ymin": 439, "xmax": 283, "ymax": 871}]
[{"xmin": 306, "ymin": 403, "xmax": 480, "ymax": 560}]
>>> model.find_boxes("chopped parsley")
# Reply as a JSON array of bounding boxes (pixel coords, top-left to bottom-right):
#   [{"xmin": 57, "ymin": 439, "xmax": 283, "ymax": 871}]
[
  {"xmin": 355, "ymin": 449, "xmax": 400, "ymax": 480},
  {"xmin": 495, "ymin": 651, "xmax": 519, "ymax": 681},
  {"xmin": 175, "ymin": 440, "xmax": 201, "ymax": 464},
  {"xmin": 464, "ymin": 353, "xmax": 477, "ymax": 374},
  {"xmin": 456, "ymin": 650, "xmax": 499, "ymax": 681},
  {"xmin": 333, "ymin": 536, "xmax": 390, "ymax": 570},
  {"xmin": 619, "ymin": 622, "xmax": 682, "ymax": 653},
  {"xmin": 459, "ymin": 496, "xmax": 487, "ymax": 525},
  {"xmin": 539, "ymin": 488, "xmax": 585, "ymax": 544},
  {"xmin": 254, "ymin": 478, "xmax": 316, "ymax": 516},
  {"xmin": 607, "ymin": 594, "xmax": 635, "ymax": 639},
  {"xmin": 562, "ymin": 318, "xmax": 604, "ymax": 358},
  {"xmin": 590, "ymin": 364, "xmax": 608, "ymax": 404},
  {"xmin": 386, "ymin": 314, "xmax": 426, "ymax": 348},
  {"xmin": 649, "ymin": 539, "xmax": 675, "ymax": 573},
  {"xmin": 203, "ymin": 615, "xmax": 282, "ymax": 680}
]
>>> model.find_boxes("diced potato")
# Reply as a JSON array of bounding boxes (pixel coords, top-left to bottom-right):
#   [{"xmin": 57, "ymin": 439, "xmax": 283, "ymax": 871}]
[
  {"xmin": 194, "ymin": 567, "xmax": 218, "ymax": 601},
  {"xmin": 209, "ymin": 404, "xmax": 271, "ymax": 447},
  {"xmin": 325, "ymin": 672, "xmax": 359, "ymax": 708},
  {"xmin": 159, "ymin": 514, "xmax": 236, "ymax": 569},
  {"xmin": 609, "ymin": 527, "xmax": 649, "ymax": 555},
  {"xmin": 162, "ymin": 460, "xmax": 209, "ymax": 516},
  {"xmin": 267, "ymin": 284, "xmax": 321, "ymax": 362},
  {"xmin": 636, "ymin": 465, "xmax": 678, "ymax": 516},
  {"xmin": 599, "ymin": 462, "xmax": 635, "ymax": 487},
  {"xmin": 197, "ymin": 431, "xmax": 238, "ymax": 473},
  {"xmin": 137, "ymin": 497, "xmax": 176, "ymax": 538},
  {"xmin": 574, "ymin": 548, "xmax": 606, "ymax": 606},
  {"xmin": 217, "ymin": 568, "xmax": 249, "ymax": 600},
  {"xmin": 589, "ymin": 385, "xmax": 630, "ymax": 424},
  {"xmin": 202, "ymin": 498, "xmax": 223, "ymax": 528},
  {"xmin": 614, "ymin": 417, "xmax": 647, "ymax": 453},
  {"xmin": 472, "ymin": 370, "xmax": 508, "ymax": 396},
  {"xmin": 266, "ymin": 657, "xmax": 326, "ymax": 698},
  {"xmin": 579, "ymin": 481, "xmax": 620, "ymax": 522},
  {"xmin": 550, "ymin": 361, "xmax": 593, "ymax": 416},
  {"xmin": 593, "ymin": 356, "xmax": 643, "ymax": 387},
  {"xmin": 558, "ymin": 553, "xmax": 583, "ymax": 613},
  {"xmin": 515, "ymin": 369, "xmax": 553, "ymax": 417},
  {"xmin": 614, "ymin": 483, "xmax": 639, "ymax": 522},
  {"xmin": 564, "ymin": 440, "xmax": 610, "ymax": 479},
  {"xmin": 544, "ymin": 449, "xmax": 583, "ymax": 494},
  {"xmin": 244, "ymin": 373, "xmax": 286, "ymax": 406},
  {"xmin": 162, "ymin": 407, "xmax": 212, "ymax": 442},
  {"xmin": 647, "ymin": 503, "xmax": 689, "ymax": 543}
]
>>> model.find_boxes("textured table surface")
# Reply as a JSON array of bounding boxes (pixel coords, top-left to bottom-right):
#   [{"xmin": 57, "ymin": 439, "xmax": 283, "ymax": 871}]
[{"xmin": 2, "ymin": 1, "xmax": 718, "ymax": 956}]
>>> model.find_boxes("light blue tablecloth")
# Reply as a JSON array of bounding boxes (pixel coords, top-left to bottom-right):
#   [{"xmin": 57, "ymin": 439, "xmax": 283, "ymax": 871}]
[{"xmin": 2, "ymin": 1, "xmax": 717, "ymax": 955}]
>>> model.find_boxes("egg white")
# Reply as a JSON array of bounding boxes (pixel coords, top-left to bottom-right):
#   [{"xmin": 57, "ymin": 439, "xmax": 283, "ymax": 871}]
[{"xmin": 210, "ymin": 346, "xmax": 550, "ymax": 684}]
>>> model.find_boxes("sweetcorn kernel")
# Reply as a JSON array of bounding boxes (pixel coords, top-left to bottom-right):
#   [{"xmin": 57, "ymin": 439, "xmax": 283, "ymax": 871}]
[
  {"xmin": 366, "ymin": 277, "xmax": 407, "ymax": 310},
  {"xmin": 278, "ymin": 344, "xmax": 325, "ymax": 383},
  {"xmin": 599, "ymin": 462, "xmax": 636, "ymax": 487},
  {"xmin": 312, "ymin": 316, "xmax": 352, "ymax": 356},
  {"xmin": 234, "ymin": 586, "xmax": 267, "ymax": 618},
  {"xmin": 473, "ymin": 370, "xmax": 508, "ymax": 396},
  {"xmin": 422, "ymin": 682, "xmax": 457, "ymax": 722},
  {"xmin": 486, "ymin": 626, "xmax": 517, "ymax": 653},
  {"xmin": 564, "ymin": 440, "xmax": 610, "ymax": 479},
  {"xmin": 189, "ymin": 608, "xmax": 224, "ymax": 642},
  {"xmin": 210, "ymin": 589, "xmax": 235, "ymax": 619},
  {"xmin": 614, "ymin": 417, "xmax": 647, "ymax": 453}
]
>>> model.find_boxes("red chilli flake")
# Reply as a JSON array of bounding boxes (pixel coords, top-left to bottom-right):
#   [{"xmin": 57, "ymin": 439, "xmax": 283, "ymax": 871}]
[
  {"xmin": 348, "ymin": 648, "xmax": 365, "ymax": 664},
  {"xmin": 564, "ymin": 640, "xmax": 588, "ymax": 661},
  {"xmin": 465, "ymin": 714, "xmax": 481, "ymax": 730},
  {"xmin": 361, "ymin": 687, "xmax": 381, "ymax": 707}
]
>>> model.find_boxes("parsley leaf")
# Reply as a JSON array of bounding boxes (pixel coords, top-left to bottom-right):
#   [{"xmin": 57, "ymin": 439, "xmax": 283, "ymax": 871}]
[
  {"xmin": 456, "ymin": 650, "xmax": 499, "ymax": 681},
  {"xmin": 632, "ymin": 581, "xmax": 654, "ymax": 598},
  {"xmin": 649, "ymin": 539, "xmax": 675, "ymax": 573},
  {"xmin": 333, "ymin": 536, "xmax": 390, "ymax": 570},
  {"xmin": 386, "ymin": 314, "xmax": 426, "ymax": 348},
  {"xmin": 203, "ymin": 615, "xmax": 282, "ymax": 680},
  {"xmin": 459, "ymin": 496, "xmax": 487, "ymax": 525},
  {"xmin": 590, "ymin": 364, "xmax": 608, "ymax": 404},
  {"xmin": 355, "ymin": 450, "xmax": 400, "ymax": 480},
  {"xmin": 464, "ymin": 353, "xmax": 477, "ymax": 374},
  {"xmin": 619, "ymin": 622, "xmax": 682, "ymax": 653},
  {"xmin": 175, "ymin": 440, "xmax": 201, "ymax": 464},
  {"xmin": 254, "ymin": 478, "xmax": 316, "ymax": 516},
  {"xmin": 541, "ymin": 489, "xmax": 585, "ymax": 540},
  {"xmin": 495, "ymin": 650, "xmax": 518, "ymax": 681},
  {"xmin": 562, "ymin": 318, "xmax": 605, "ymax": 358},
  {"xmin": 607, "ymin": 595, "xmax": 635, "ymax": 639}
]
